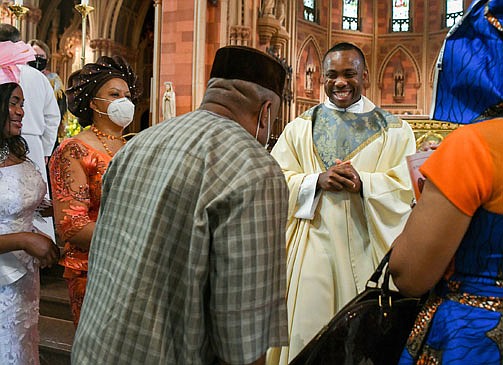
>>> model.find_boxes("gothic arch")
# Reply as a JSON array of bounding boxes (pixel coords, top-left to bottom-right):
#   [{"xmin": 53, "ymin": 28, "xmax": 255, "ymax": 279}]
[
  {"xmin": 108, "ymin": 0, "xmax": 123, "ymax": 40},
  {"xmin": 296, "ymin": 35, "xmax": 324, "ymax": 113},
  {"xmin": 296, "ymin": 35, "xmax": 323, "ymax": 74},
  {"xmin": 37, "ymin": 0, "xmax": 61, "ymax": 41},
  {"xmin": 378, "ymin": 45, "xmax": 421, "ymax": 87},
  {"xmin": 131, "ymin": 2, "xmax": 152, "ymax": 46}
]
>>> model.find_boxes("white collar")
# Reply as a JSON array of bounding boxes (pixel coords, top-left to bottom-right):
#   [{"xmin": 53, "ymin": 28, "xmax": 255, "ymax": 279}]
[{"xmin": 324, "ymin": 97, "xmax": 365, "ymax": 113}]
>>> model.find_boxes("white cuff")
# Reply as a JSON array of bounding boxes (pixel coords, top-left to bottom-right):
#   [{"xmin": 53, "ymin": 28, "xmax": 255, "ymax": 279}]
[{"xmin": 294, "ymin": 173, "xmax": 322, "ymax": 219}]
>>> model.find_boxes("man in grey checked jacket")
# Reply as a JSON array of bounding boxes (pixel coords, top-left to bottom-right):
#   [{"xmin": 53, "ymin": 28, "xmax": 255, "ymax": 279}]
[{"xmin": 71, "ymin": 46, "xmax": 289, "ymax": 365}]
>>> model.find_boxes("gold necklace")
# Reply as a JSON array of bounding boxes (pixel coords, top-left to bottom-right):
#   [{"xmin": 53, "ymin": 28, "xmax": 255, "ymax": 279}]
[{"xmin": 90, "ymin": 125, "xmax": 126, "ymax": 157}]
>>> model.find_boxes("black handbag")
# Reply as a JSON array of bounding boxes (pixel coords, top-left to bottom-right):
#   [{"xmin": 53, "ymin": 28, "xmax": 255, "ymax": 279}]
[{"xmin": 289, "ymin": 250, "xmax": 424, "ymax": 365}]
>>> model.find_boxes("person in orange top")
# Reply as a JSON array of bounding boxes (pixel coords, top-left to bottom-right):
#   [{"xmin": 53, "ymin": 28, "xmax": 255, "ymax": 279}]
[
  {"xmin": 49, "ymin": 55, "xmax": 140, "ymax": 326},
  {"xmin": 389, "ymin": 0, "xmax": 503, "ymax": 363}
]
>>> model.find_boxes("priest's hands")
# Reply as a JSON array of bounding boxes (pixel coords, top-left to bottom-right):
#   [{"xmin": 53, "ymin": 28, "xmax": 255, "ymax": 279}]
[{"xmin": 317, "ymin": 159, "xmax": 361, "ymax": 193}]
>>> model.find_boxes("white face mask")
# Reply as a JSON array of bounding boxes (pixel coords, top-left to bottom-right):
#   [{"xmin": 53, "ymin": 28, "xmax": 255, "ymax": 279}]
[
  {"xmin": 255, "ymin": 106, "xmax": 271, "ymax": 149},
  {"xmin": 93, "ymin": 97, "xmax": 135, "ymax": 128}
]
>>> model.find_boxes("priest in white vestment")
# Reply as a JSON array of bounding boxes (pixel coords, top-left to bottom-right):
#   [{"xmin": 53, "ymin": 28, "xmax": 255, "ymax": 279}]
[{"xmin": 267, "ymin": 43, "xmax": 416, "ymax": 364}]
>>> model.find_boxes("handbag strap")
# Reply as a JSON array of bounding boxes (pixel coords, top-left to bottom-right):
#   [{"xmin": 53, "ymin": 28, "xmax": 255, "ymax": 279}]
[{"xmin": 366, "ymin": 249, "xmax": 392, "ymax": 288}]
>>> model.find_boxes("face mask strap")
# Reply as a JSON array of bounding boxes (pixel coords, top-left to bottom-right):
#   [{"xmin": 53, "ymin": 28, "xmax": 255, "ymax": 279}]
[
  {"xmin": 255, "ymin": 104, "xmax": 272, "ymax": 148},
  {"xmin": 255, "ymin": 106, "xmax": 263, "ymax": 140},
  {"xmin": 93, "ymin": 97, "xmax": 112, "ymax": 103},
  {"xmin": 264, "ymin": 107, "xmax": 271, "ymax": 150},
  {"xmin": 91, "ymin": 97, "xmax": 110, "ymax": 118}
]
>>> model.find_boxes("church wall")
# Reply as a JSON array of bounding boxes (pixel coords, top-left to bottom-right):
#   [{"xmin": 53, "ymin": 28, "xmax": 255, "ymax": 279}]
[
  {"xmin": 329, "ymin": 1, "xmax": 341, "ymax": 33},
  {"xmin": 414, "ymin": 2, "xmax": 425, "ymax": 33},
  {"xmin": 154, "ymin": 0, "xmax": 469, "ymax": 124},
  {"xmin": 159, "ymin": 0, "xmax": 195, "ymax": 117},
  {"xmin": 293, "ymin": 0, "xmax": 460, "ymax": 117},
  {"xmin": 379, "ymin": 49, "xmax": 418, "ymax": 108},
  {"xmin": 24, "ymin": 0, "xmax": 472, "ymax": 133},
  {"xmin": 377, "ymin": 0, "xmax": 389, "ymax": 34},
  {"xmin": 295, "ymin": 0, "xmax": 328, "ymax": 113},
  {"xmin": 360, "ymin": 0, "xmax": 375, "ymax": 34},
  {"xmin": 205, "ymin": 4, "xmax": 223, "ymax": 87},
  {"xmin": 376, "ymin": 37, "xmax": 423, "ymax": 113}
]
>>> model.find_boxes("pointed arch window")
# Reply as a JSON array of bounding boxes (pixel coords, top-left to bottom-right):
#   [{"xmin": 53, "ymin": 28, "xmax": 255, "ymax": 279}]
[
  {"xmin": 303, "ymin": 0, "xmax": 318, "ymax": 23},
  {"xmin": 342, "ymin": 0, "xmax": 359, "ymax": 30},
  {"xmin": 391, "ymin": 0, "xmax": 410, "ymax": 32},
  {"xmin": 445, "ymin": 0, "xmax": 463, "ymax": 28}
]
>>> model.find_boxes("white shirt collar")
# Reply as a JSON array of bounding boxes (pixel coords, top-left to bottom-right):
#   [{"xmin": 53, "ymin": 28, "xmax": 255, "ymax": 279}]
[{"xmin": 324, "ymin": 97, "xmax": 365, "ymax": 113}]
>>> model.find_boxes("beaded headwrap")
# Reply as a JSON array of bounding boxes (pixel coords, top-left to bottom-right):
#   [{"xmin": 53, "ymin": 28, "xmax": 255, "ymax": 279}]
[
  {"xmin": 66, "ymin": 55, "xmax": 140, "ymax": 124},
  {"xmin": 431, "ymin": 0, "xmax": 503, "ymax": 124}
]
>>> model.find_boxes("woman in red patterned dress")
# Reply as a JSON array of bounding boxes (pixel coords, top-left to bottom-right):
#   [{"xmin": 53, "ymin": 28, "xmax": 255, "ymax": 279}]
[{"xmin": 49, "ymin": 55, "xmax": 139, "ymax": 326}]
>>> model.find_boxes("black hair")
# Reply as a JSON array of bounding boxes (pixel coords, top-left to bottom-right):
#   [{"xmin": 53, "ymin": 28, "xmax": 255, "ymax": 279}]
[
  {"xmin": 0, "ymin": 83, "xmax": 29, "ymax": 161},
  {"xmin": 322, "ymin": 42, "xmax": 367, "ymax": 70},
  {"xmin": 0, "ymin": 24, "xmax": 21, "ymax": 42}
]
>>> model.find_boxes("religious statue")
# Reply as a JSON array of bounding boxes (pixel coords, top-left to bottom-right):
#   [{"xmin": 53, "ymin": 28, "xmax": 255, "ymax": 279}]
[
  {"xmin": 394, "ymin": 67, "xmax": 405, "ymax": 97},
  {"xmin": 305, "ymin": 67, "xmax": 314, "ymax": 91},
  {"xmin": 261, "ymin": 0, "xmax": 275, "ymax": 17},
  {"xmin": 162, "ymin": 81, "xmax": 176, "ymax": 120},
  {"xmin": 276, "ymin": 0, "xmax": 286, "ymax": 25}
]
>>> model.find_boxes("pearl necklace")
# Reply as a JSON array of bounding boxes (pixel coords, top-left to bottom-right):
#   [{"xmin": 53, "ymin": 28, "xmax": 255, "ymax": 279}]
[
  {"xmin": 90, "ymin": 125, "xmax": 126, "ymax": 157},
  {"xmin": 0, "ymin": 143, "xmax": 9, "ymax": 164}
]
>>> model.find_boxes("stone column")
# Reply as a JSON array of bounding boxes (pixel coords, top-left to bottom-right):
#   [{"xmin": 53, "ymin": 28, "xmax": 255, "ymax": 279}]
[
  {"xmin": 90, "ymin": 38, "xmax": 114, "ymax": 59},
  {"xmin": 151, "ymin": 0, "xmax": 162, "ymax": 124},
  {"xmin": 257, "ymin": 16, "xmax": 280, "ymax": 49},
  {"xmin": 192, "ymin": 0, "xmax": 206, "ymax": 110},
  {"xmin": 24, "ymin": 7, "xmax": 41, "ymax": 41}
]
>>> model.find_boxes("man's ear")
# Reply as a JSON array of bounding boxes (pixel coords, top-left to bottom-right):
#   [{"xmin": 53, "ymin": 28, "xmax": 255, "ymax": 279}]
[
  {"xmin": 259, "ymin": 100, "xmax": 272, "ymax": 128},
  {"xmin": 363, "ymin": 69, "xmax": 370, "ymax": 89}
]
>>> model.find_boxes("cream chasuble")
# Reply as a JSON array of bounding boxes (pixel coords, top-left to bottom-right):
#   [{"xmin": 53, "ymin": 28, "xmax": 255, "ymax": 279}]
[{"xmin": 267, "ymin": 99, "xmax": 416, "ymax": 364}]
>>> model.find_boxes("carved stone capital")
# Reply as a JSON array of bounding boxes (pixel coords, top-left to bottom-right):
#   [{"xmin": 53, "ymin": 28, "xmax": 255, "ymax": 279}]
[
  {"xmin": 90, "ymin": 38, "xmax": 113, "ymax": 51},
  {"xmin": 26, "ymin": 7, "xmax": 42, "ymax": 24},
  {"xmin": 257, "ymin": 16, "xmax": 280, "ymax": 45},
  {"xmin": 271, "ymin": 26, "xmax": 289, "ymax": 44},
  {"xmin": 229, "ymin": 25, "xmax": 251, "ymax": 46}
]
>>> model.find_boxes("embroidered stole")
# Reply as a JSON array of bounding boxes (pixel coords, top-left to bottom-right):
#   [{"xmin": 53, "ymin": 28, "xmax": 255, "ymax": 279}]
[{"xmin": 312, "ymin": 106, "xmax": 394, "ymax": 169}]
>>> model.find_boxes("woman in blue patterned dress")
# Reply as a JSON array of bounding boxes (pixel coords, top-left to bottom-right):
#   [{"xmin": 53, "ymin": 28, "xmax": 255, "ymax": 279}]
[{"xmin": 390, "ymin": 0, "xmax": 503, "ymax": 363}]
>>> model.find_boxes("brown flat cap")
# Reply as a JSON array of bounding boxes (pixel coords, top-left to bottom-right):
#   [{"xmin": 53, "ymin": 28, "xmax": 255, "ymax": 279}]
[{"xmin": 210, "ymin": 46, "xmax": 286, "ymax": 98}]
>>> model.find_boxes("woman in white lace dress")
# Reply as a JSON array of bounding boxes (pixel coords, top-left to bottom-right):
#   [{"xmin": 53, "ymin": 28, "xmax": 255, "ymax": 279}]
[{"xmin": 0, "ymin": 82, "xmax": 59, "ymax": 365}]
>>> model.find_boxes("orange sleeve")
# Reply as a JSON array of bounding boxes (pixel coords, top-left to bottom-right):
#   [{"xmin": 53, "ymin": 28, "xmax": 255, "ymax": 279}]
[
  {"xmin": 49, "ymin": 139, "xmax": 92, "ymax": 241},
  {"xmin": 419, "ymin": 126, "xmax": 493, "ymax": 216}
]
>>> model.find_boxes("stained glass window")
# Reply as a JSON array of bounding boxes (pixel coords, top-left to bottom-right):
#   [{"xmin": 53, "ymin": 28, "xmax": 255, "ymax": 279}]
[
  {"xmin": 391, "ymin": 0, "xmax": 410, "ymax": 32},
  {"xmin": 303, "ymin": 0, "xmax": 317, "ymax": 23},
  {"xmin": 342, "ymin": 0, "xmax": 359, "ymax": 30},
  {"xmin": 445, "ymin": 0, "xmax": 463, "ymax": 27}
]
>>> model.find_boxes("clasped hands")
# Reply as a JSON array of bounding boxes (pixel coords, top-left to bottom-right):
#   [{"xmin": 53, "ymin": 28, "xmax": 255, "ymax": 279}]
[
  {"xmin": 23, "ymin": 231, "xmax": 60, "ymax": 269},
  {"xmin": 317, "ymin": 159, "xmax": 361, "ymax": 193}
]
